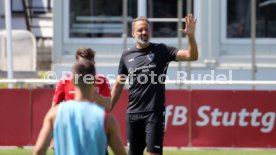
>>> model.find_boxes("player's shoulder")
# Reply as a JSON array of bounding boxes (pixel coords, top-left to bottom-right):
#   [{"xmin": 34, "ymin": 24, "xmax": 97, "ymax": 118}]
[
  {"xmin": 59, "ymin": 73, "xmax": 72, "ymax": 82},
  {"xmin": 96, "ymin": 73, "xmax": 110, "ymax": 84},
  {"xmin": 123, "ymin": 46, "xmax": 138, "ymax": 55},
  {"xmin": 153, "ymin": 43, "xmax": 166, "ymax": 48},
  {"xmin": 46, "ymin": 105, "xmax": 59, "ymax": 121},
  {"xmin": 151, "ymin": 43, "xmax": 172, "ymax": 54},
  {"xmin": 96, "ymin": 73, "xmax": 108, "ymax": 80},
  {"xmin": 55, "ymin": 75, "xmax": 71, "ymax": 87}
]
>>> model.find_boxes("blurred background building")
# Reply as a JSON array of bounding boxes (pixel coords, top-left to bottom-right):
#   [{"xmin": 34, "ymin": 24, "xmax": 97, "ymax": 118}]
[{"xmin": 0, "ymin": 0, "xmax": 275, "ymax": 89}]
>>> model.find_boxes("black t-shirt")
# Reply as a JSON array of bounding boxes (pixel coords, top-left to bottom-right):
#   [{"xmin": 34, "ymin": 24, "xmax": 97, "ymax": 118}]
[{"xmin": 118, "ymin": 43, "xmax": 178, "ymax": 113}]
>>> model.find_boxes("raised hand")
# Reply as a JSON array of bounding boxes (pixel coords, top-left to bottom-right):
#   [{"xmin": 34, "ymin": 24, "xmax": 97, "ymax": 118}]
[{"xmin": 180, "ymin": 14, "xmax": 197, "ymax": 37}]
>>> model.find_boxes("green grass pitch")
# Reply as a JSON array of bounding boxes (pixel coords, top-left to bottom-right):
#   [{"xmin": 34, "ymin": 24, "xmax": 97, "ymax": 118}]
[{"xmin": 0, "ymin": 148, "xmax": 276, "ymax": 155}]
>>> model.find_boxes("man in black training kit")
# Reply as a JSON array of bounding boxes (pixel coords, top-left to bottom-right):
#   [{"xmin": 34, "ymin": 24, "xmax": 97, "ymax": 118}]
[{"xmin": 111, "ymin": 14, "xmax": 198, "ymax": 155}]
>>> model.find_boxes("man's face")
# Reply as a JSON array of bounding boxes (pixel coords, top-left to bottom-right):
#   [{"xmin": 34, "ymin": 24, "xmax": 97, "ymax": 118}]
[{"xmin": 132, "ymin": 20, "xmax": 151, "ymax": 45}]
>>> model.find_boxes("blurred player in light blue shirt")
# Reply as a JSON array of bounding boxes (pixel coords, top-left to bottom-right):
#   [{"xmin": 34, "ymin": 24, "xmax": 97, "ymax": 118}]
[{"xmin": 54, "ymin": 101, "xmax": 106, "ymax": 155}]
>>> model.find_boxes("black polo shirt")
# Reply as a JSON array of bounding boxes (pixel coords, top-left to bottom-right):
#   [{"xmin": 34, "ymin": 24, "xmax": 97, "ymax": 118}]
[{"xmin": 118, "ymin": 43, "xmax": 178, "ymax": 113}]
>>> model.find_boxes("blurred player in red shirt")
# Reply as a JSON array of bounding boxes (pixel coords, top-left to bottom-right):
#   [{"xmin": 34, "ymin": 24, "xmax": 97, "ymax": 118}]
[{"xmin": 52, "ymin": 47, "xmax": 111, "ymax": 111}]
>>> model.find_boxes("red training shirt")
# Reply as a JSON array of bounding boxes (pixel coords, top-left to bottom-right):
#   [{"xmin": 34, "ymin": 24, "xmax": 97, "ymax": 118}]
[{"xmin": 52, "ymin": 73, "xmax": 111, "ymax": 104}]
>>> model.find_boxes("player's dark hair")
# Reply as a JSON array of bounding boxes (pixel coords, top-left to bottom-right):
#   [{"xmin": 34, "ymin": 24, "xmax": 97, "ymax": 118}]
[
  {"xmin": 75, "ymin": 47, "xmax": 96, "ymax": 61},
  {"xmin": 72, "ymin": 59, "xmax": 96, "ymax": 88}
]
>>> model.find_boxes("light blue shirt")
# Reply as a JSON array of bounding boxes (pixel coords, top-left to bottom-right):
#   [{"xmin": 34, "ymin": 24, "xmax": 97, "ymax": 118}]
[{"xmin": 54, "ymin": 100, "xmax": 107, "ymax": 155}]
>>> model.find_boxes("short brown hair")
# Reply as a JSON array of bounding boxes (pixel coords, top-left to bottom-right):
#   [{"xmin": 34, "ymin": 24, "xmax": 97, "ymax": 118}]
[
  {"xmin": 75, "ymin": 47, "xmax": 96, "ymax": 61},
  {"xmin": 72, "ymin": 59, "xmax": 96, "ymax": 87},
  {"xmin": 132, "ymin": 16, "xmax": 150, "ymax": 31}
]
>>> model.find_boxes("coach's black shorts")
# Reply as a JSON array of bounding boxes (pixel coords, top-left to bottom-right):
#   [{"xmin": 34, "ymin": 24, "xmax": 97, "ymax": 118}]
[{"xmin": 126, "ymin": 111, "xmax": 165, "ymax": 155}]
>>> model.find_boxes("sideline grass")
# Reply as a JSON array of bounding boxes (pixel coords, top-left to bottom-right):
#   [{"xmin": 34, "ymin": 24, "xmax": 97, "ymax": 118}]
[
  {"xmin": 0, "ymin": 148, "xmax": 276, "ymax": 155},
  {"xmin": 0, "ymin": 148, "xmax": 52, "ymax": 155}
]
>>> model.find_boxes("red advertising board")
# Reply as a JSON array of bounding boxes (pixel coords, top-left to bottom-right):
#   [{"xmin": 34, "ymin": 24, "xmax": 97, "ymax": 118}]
[
  {"xmin": 0, "ymin": 89, "xmax": 31, "ymax": 145},
  {"xmin": 30, "ymin": 89, "xmax": 54, "ymax": 144},
  {"xmin": 111, "ymin": 90, "xmax": 128, "ymax": 145},
  {"xmin": 0, "ymin": 89, "xmax": 276, "ymax": 148},
  {"xmin": 164, "ymin": 90, "xmax": 190, "ymax": 146},
  {"xmin": 191, "ymin": 90, "xmax": 276, "ymax": 147}
]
